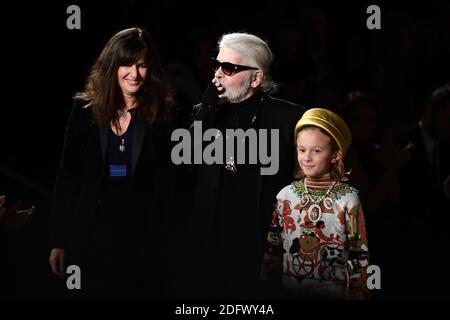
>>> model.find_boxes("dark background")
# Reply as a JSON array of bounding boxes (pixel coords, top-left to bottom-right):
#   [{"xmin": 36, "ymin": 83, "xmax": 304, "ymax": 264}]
[{"xmin": 1, "ymin": 0, "xmax": 449, "ymax": 301}]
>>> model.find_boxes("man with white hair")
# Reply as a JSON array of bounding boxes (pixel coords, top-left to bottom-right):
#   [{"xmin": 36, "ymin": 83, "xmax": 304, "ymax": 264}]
[{"xmin": 181, "ymin": 32, "xmax": 305, "ymax": 299}]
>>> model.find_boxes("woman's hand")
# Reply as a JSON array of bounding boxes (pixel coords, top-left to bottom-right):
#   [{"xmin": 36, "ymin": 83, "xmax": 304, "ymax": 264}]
[{"xmin": 49, "ymin": 248, "xmax": 66, "ymax": 278}]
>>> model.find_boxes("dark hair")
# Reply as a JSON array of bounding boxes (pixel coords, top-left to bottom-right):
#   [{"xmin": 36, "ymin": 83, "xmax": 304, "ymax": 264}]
[{"xmin": 74, "ymin": 27, "xmax": 173, "ymax": 128}]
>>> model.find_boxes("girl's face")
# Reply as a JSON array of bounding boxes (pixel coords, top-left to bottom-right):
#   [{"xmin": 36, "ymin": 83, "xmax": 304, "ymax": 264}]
[
  {"xmin": 117, "ymin": 57, "xmax": 148, "ymax": 101},
  {"xmin": 296, "ymin": 127, "xmax": 342, "ymax": 179}
]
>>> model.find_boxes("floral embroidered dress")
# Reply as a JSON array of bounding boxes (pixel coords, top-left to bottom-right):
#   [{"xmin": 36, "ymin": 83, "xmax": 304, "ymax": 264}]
[{"xmin": 262, "ymin": 176, "xmax": 369, "ymax": 299}]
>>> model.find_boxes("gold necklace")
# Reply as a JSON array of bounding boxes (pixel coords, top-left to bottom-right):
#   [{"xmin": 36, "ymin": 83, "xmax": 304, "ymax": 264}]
[{"xmin": 299, "ymin": 177, "xmax": 336, "ymax": 223}]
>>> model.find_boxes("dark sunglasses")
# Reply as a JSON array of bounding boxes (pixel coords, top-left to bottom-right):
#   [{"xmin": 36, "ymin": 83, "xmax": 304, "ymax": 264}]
[{"xmin": 211, "ymin": 58, "xmax": 258, "ymax": 76}]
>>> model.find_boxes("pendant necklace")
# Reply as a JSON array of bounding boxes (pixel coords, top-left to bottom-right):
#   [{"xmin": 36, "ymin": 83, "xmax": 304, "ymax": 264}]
[
  {"xmin": 224, "ymin": 97, "xmax": 263, "ymax": 173},
  {"xmin": 119, "ymin": 137, "xmax": 126, "ymax": 153},
  {"xmin": 300, "ymin": 177, "xmax": 337, "ymax": 223},
  {"xmin": 117, "ymin": 109, "xmax": 129, "ymax": 153}
]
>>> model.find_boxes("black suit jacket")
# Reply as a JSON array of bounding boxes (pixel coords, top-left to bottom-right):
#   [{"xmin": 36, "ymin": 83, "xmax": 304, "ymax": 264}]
[
  {"xmin": 187, "ymin": 93, "xmax": 305, "ymax": 269},
  {"xmin": 50, "ymin": 100, "xmax": 173, "ymax": 261}
]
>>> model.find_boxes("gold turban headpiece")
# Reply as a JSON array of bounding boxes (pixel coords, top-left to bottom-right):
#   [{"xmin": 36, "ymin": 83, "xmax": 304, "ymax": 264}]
[{"xmin": 294, "ymin": 108, "xmax": 352, "ymax": 155}]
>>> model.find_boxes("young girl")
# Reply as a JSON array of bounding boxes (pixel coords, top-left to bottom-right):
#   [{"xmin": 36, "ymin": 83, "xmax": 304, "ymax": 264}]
[{"xmin": 262, "ymin": 108, "xmax": 369, "ymax": 299}]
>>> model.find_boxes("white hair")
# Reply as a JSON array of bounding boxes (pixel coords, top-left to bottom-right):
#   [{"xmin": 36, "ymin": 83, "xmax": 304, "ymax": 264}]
[{"xmin": 218, "ymin": 32, "xmax": 276, "ymax": 93}]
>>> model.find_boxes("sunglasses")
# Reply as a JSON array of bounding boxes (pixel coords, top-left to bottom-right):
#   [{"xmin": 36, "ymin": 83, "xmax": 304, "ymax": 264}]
[{"xmin": 211, "ymin": 58, "xmax": 258, "ymax": 76}]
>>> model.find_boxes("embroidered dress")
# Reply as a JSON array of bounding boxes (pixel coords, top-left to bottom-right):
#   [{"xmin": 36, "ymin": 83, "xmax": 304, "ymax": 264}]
[{"xmin": 262, "ymin": 176, "xmax": 369, "ymax": 299}]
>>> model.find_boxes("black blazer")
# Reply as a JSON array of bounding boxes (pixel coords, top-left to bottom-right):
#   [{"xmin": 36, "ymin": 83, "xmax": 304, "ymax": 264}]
[
  {"xmin": 187, "ymin": 93, "xmax": 305, "ymax": 257},
  {"xmin": 50, "ymin": 100, "xmax": 173, "ymax": 259}
]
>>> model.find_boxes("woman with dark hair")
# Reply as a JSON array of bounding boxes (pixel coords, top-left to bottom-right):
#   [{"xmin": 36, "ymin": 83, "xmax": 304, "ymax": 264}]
[{"xmin": 49, "ymin": 27, "xmax": 173, "ymax": 299}]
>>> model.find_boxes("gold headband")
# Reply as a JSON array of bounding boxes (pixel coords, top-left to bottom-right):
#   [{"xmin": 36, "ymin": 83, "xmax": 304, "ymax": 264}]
[{"xmin": 294, "ymin": 108, "xmax": 352, "ymax": 155}]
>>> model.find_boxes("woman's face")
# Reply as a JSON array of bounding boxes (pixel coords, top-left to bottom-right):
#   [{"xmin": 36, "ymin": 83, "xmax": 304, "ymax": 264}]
[
  {"xmin": 117, "ymin": 57, "xmax": 148, "ymax": 100},
  {"xmin": 296, "ymin": 127, "xmax": 341, "ymax": 179}
]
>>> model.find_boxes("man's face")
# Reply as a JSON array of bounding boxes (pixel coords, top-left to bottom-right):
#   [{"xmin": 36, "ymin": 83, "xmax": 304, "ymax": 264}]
[{"xmin": 213, "ymin": 46, "xmax": 255, "ymax": 103}]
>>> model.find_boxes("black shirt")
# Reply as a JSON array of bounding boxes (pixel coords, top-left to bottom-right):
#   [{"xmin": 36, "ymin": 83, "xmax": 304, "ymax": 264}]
[{"xmin": 213, "ymin": 93, "xmax": 265, "ymax": 298}]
